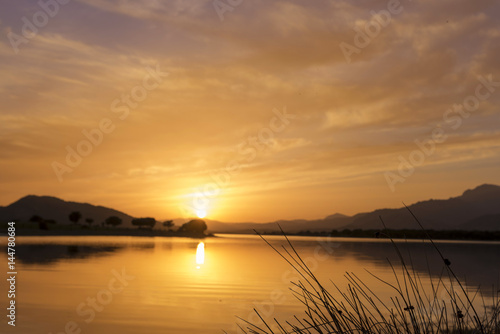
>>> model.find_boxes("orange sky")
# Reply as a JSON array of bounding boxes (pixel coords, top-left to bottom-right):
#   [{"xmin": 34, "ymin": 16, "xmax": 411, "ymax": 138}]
[{"xmin": 1, "ymin": 0, "xmax": 499, "ymax": 222}]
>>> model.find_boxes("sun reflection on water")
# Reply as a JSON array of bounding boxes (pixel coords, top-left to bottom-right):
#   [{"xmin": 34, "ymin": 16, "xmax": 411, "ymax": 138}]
[{"xmin": 196, "ymin": 242, "xmax": 205, "ymax": 269}]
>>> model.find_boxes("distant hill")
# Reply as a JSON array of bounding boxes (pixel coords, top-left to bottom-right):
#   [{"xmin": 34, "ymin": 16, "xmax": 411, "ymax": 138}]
[
  {"xmin": 1, "ymin": 184, "xmax": 499, "ymax": 232},
  {"xmin": 205, "ymin": 184, "xmax": 500, "ymax": 233},
  {"xmin": 460, "ymin": 213, "xmax": 500, "ymax": 231},
  {"xmin": 342, "ymin": 184, "xmax": 500, "ymax": 231},
  {"xmin": 204, "ymin": 215, "xmax": 352, "ymax": 234},
  {"xmin": 204, "ymin": 219, "xmax": 321, "ymax": 234},
  {"xmin": 0, "ymin": 195, "xmax": 134, "ymax": 227}
]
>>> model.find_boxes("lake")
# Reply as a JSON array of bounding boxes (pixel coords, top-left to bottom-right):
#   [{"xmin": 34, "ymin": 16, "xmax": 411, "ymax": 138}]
[{"xmin": 1, "ymin": 234, "xmax": 499, "ymax": 334}]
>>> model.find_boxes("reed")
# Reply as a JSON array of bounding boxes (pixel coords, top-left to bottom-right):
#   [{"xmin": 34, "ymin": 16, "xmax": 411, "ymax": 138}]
[{"xmin": 233, "ymin": 207, "xmax": 500, "ymax": 334}]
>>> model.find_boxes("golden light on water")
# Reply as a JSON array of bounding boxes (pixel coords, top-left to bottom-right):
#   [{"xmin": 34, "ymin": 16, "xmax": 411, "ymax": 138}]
[{"xmin": 196, "ymin": 242, "xmax": 205, "ymax": 268}]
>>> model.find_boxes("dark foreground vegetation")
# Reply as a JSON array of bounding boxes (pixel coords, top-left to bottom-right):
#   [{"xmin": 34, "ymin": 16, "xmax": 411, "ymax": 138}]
[
  {"xmin": 235, "ymin": 209, "xmax": 500, "ymax": 334},
  {"xmin": 261, "ymin": 229, "xmax": 500, "ymax": 241}
]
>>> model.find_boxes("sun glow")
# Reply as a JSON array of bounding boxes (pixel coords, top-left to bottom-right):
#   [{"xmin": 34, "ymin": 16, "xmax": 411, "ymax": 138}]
[
  {"xmin": 196, "ymin": 242, "xmax": 205, "ymax": 268},
  {"xmin": 196, "ymin": 209, "xmax": 207, "ymax": 219}
]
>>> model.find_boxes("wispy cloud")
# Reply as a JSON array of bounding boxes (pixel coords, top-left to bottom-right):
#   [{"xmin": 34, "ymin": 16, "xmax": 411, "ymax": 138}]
[{"xmin": 0, "ymin": 0, "xmax": 499, "ymax": 221}]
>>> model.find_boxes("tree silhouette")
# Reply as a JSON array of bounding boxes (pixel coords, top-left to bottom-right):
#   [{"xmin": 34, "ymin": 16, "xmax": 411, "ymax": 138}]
[
  {"xmin": 132, "ymin": 217, "xmax": 156, "ymax": 229},
  {"xmin": 162, "ymin": 220, "xmax": 174, "ymax": 231},
  {"xmin": 178, "ymin": 219, "xmax": 207, "ymax": 235},
  {"xmin": 85, "ymin": 218, "xmax": 94, "ymax": 227},
  {"xmin": 29, "ymin": 215, "xmax": 43, "ymax": 223},
  {"xmin": 29, "ymin": 215, "xmax": 57, "ymax": 229},
  {"xmin": 105, "ymin": 216, "xmax": 122, "ymax": 228},
  {"xmin": 69, "ymin": 211, "xmax": 82, "ymax": 224}
]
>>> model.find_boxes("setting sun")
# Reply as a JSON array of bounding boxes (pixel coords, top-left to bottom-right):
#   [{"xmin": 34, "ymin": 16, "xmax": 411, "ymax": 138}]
[{"xmin": 196, "ymin": 209, "xmax": 207, "ymax": 219}]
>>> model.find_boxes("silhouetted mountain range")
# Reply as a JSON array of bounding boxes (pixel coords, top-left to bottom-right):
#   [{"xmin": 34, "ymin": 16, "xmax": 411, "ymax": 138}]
[
  {"xmin": 1, "ymin": 184, "xmax": 499, "ymax": 232},
  {"xmin": 0, "ymin": 195, "xmax": 134, "ymax": 227},
  {"xmin": 191, "ymin": 184, "xmax": 500, "ymax": 233}
]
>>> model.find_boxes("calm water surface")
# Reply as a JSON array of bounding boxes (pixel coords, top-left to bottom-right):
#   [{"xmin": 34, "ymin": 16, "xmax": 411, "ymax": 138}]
[{"xmin": 1, "ymin": 234, "xmax": 499, "ymax": 333}]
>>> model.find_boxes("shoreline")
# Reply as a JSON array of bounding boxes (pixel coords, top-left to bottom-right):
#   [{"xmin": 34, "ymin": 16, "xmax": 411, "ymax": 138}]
[
  {"xmin": 2, "ymin": 226, "xmax": 499, "ymax": 241},
  {"xmin": 2, "ymin": 228, "xmax": 211, "ymax": 238},
  {"xmin": 248, "ymin": 229, "xmax": 500, "ymax": 241}
]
